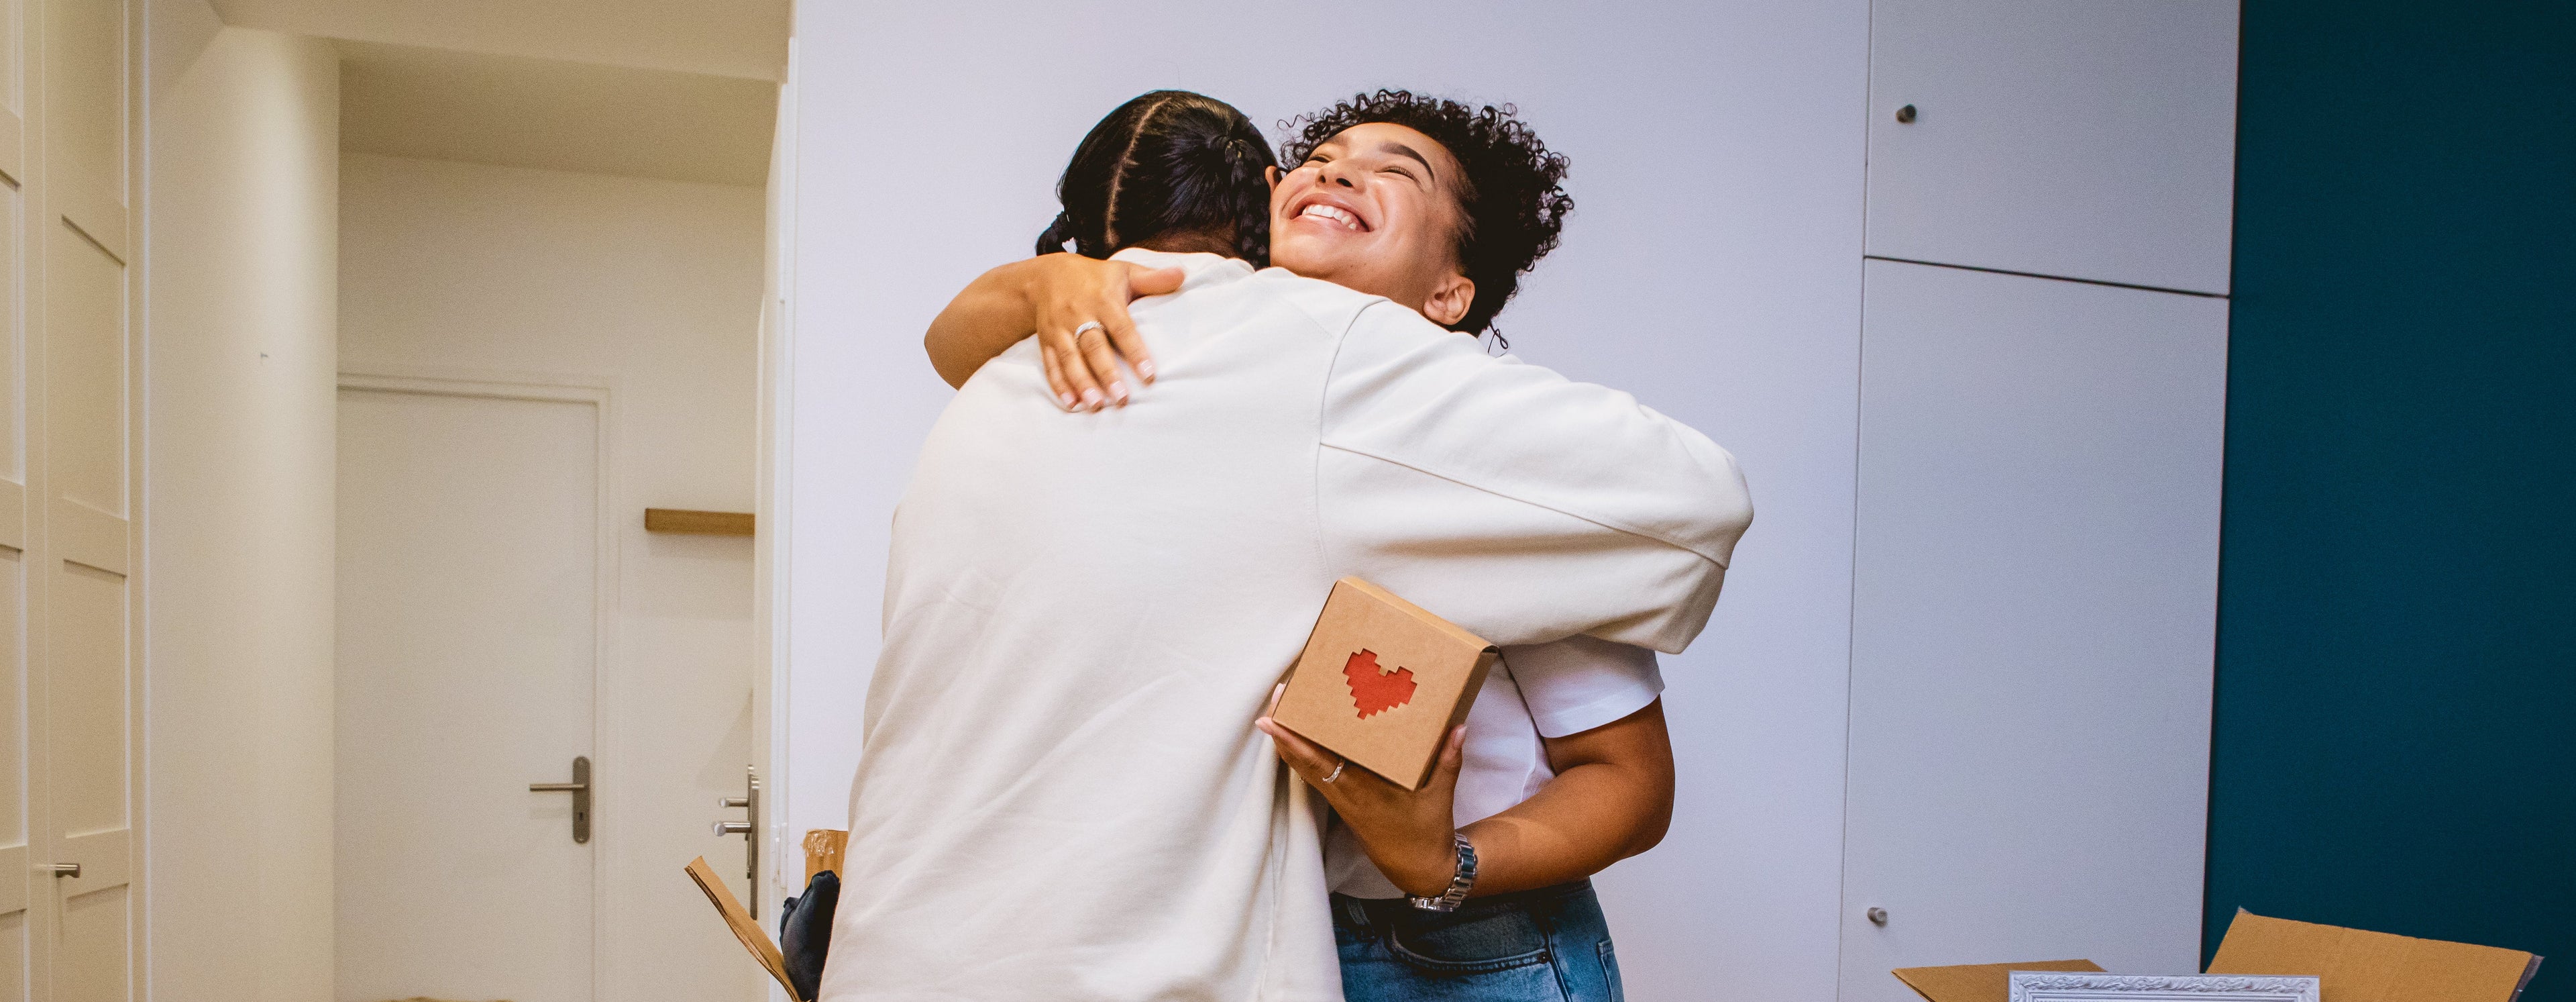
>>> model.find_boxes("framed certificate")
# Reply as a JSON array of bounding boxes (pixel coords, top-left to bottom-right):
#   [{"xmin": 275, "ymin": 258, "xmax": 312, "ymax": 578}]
[{"xmin": 2006, "ymin": 972, "xmax": 2321, "ymax": 1002}]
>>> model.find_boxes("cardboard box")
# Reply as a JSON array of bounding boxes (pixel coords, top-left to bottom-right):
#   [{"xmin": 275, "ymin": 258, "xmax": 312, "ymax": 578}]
[
  {"xmin": 1892, "ymin": 911, "xmax": 2542, "ymax": 1002},
  {"xmin": 685, "ymin": 855, "xmax": 804, "ymax": 1001},
  {"xmin": 1892, "ymin": 959, "xmax": 2105, "ymax": 1002},
  {"xmin": 2208, "ymin": 909, "xmax": 2543, "ymax": 1001},
  {"xmin": 802, "ymin": 828, "xmax": 848, "ymax": 883},
  {"xmin": 1271, "ymin": 578, "xmax": 1499, "ymax": 791}
]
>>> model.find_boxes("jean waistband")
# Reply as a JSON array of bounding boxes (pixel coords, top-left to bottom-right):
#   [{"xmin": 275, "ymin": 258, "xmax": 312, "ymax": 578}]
[{"xmin": 1331, "ymin": 879, "xmax": 1593, "ymax": 934}]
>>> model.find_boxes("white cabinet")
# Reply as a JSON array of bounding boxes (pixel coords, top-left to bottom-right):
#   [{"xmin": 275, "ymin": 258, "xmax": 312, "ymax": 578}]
[
  {"xmin": 1838, "ymin": 260, "xmax": 2226, "ymax": 999},
  {"xmin": 1866, "ymin": 0, "xmax": 2239, "ymax": 293}
]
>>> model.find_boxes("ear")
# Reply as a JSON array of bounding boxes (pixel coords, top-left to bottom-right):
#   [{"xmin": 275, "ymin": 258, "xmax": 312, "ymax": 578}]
[
  {"xmin": 1266, "ymin": 166, "xmax": 1281, "ymax": 190},
  {"xmin": 1421, "ymin": 273, "xmax": 1475, "ymax": 328}
]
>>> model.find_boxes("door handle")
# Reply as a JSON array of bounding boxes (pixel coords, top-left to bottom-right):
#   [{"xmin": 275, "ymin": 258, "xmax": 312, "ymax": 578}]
[
  {"xmin": 529, "ymin": 756, "xmax": 592, "ymax": 844},
  {"xmin": 712, "ymin": 765, "xmax": 759, "ymax": 913}
]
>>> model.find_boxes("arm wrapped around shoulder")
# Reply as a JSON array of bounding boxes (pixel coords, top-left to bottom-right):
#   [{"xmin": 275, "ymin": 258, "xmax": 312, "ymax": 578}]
[{"xmin": 1320, "ymin": 303, "xmax": 1754, "ymax": 654}]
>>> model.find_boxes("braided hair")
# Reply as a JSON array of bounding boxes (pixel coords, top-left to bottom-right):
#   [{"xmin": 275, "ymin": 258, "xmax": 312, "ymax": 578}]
[{"xmin": 1038, "ymin": 91, "xmax": 1279, "ymax": 266}]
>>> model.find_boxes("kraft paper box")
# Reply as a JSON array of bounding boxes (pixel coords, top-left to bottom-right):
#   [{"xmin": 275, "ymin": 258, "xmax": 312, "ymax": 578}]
[
  {"xmin": 2208, "ymin": 909, "xmax": 2543, "ymax": 1001},
  {"xmin": 1890, "ymin": 911, "xmax": 2542, "ymax": 1002},
  {"xmin": 685, "ymin": 856, "xmax": 802, "ymax": 1001},
  {"xmin": 1271, "ymin": 578, "xmax": 1499, "ymax": 791},
  {"xmin": 1892, "ymin": 959, "xmax": 2104, "ymax": 1002}
]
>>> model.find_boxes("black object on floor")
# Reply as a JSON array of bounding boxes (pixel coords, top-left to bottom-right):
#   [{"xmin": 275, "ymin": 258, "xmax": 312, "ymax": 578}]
[{"xmin": 780, "ymin": 870, "xmax": 839, "ymax": 1000}]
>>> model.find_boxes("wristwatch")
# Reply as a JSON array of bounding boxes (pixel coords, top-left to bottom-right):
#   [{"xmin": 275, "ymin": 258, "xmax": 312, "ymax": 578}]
[{"xmin": 1407, "ymin": 833, "xmax": 1479, "ymax": 912}]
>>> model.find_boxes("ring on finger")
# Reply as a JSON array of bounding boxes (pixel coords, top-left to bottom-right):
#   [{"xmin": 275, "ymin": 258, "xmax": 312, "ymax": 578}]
[
  {"xmin": 1320, "ymin": 760, "xmax": 1346, "ymax": 785},
  {"xmin": 1070, "ymin": 320, "xmax": 1104, "ymax": 344}
]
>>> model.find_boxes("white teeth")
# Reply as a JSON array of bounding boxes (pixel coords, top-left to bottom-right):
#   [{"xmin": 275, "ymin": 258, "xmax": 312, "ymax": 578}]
[{"xmin": 1299, "ymin": 203, "xmax": 1361, "ymax": 230}]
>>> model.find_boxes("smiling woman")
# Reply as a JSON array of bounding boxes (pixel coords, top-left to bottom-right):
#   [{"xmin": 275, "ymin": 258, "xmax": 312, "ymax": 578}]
[
  {"xmin": 1279, "ymin": 90, "xmax": 1575, "ymax": 338},
  {"xmin": 904, "ymin": 89, "xmax": 1724, "ymax": 1002},
  {"xmin": 1271, "ymin": 122, "xmax": 1482, "ymax": 330}
]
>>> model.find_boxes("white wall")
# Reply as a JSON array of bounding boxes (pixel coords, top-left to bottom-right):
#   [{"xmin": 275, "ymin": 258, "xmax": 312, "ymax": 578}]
[
  {"xmin": 774, "ymin": 3, "xmax": 1869, "ymax": 997},
  {"xmin": 143, "ymin": 21, "xmax": 341, "ymax": 1002},
  {"xmin": 336, "ymin": 152, "xmax": 765, "ymax": 1001}
]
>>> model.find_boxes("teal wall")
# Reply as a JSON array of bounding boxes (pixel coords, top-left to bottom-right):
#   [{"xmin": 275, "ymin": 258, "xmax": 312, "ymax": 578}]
[{"xmin": 2206, "ymin": 0, "xmax": 2574, "ymax": 990}]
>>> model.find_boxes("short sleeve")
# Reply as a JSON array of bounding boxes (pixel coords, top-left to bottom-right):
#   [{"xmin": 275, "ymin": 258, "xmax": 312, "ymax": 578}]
[{"xmin": 1501, "ymin": 636, "xmax": 1665, "ymax": 738}]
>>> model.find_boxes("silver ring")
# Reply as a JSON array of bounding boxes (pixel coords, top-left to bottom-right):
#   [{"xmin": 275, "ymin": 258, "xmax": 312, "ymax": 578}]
[
  {"xmin": 1321, "ymin": 760, "xmax": 1346, "ymax": 785},
  {"xmin": 1070, "ymin": 320, "xmax": 1103, "ymax": 343}
]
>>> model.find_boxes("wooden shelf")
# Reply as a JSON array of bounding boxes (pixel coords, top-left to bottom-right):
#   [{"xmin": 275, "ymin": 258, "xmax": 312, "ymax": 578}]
[{"xmin": 644, "ymin": 509, "xmax": 753, "ymax": 536}]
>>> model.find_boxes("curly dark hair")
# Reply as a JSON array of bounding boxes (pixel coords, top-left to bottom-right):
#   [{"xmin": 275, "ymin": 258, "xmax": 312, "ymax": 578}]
[{"xmin": 1281, "ymin": 90, "xmax": 1573, "ymax": 337}]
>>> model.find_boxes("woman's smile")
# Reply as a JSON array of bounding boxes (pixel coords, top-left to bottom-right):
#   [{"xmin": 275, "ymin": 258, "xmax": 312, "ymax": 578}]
[{"xmin": 1291, "ymin": 194, "xmax": 1373, "ymax": 232}]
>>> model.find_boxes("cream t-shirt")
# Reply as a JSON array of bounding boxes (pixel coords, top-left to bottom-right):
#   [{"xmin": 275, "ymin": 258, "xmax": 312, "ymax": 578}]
[{"xmin": 816, "ymin": 250, "xmax": 1751, "ymax": 1002}]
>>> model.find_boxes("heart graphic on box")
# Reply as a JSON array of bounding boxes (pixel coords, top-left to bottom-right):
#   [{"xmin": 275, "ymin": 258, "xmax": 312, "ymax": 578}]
[{"xmin": 1342, "ymin": 649, "xmax": 1416, "ymax": 718}]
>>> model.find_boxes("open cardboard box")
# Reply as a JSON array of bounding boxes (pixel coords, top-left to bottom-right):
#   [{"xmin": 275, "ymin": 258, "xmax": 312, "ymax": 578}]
[
  {"xmin": 1894, "ymin": 910, "xmax": 2542, "ymax": 1002},
  {"xmin": 686, "ymin": 856, "xmax": 804, "ymax": 1001},
  {"xmin": 2207, "ymin": 909, "xmax": 2542, "ymax": 1001},
  {"xmin": 1893, "ymin": 959, "xmax": 2106, "ymax": 1001}
]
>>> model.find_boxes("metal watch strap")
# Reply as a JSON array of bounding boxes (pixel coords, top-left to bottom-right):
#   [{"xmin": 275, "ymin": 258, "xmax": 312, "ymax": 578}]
[{"xmin": 1408, "ymin": 833, "xmax": 1478, "ymax": 911}]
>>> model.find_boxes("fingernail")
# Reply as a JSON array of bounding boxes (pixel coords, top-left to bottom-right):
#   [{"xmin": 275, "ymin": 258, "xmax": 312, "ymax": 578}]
[
  {"xmin": 1081, "ymin": 389, "xmax": 1103, "ymax": 410},
  {"xmin": 1059, "ymin": 393, "xmax": 1077, "ymax": 409},
  {"xmin": 1109, "ymin": 381, "xmax": 1128, "ymax": 402},
  {"xmin": 1137, "ymin": 360, "xmax": 1157, "ymax": 381}
]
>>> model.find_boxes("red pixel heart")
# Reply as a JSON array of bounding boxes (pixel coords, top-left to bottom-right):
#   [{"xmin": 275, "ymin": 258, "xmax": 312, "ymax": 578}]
[{"xmin": 1342, "ymin": 649, "xmax": 1417, "ymax": 719}]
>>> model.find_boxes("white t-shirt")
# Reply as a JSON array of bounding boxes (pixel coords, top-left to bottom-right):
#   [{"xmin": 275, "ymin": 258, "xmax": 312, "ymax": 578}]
[
  {"xmin": 819, "ymin": 250, "xmax": 1750, "ymax": 1002},
  {"xmin": 1324, "ymin": 636, "xmax": 1663, "ymax": 897}
]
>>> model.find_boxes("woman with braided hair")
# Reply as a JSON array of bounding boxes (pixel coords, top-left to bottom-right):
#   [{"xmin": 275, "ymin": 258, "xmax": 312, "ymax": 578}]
[
  {"xmin": 926, "ymin": 90, "xmax": 1279, "ymax": 403},
  {"xmin": 833, "ymin": 90, "xmax": 1749, "ymax": 1002},
  {"xmin": 1031, "ymin": 90, "xmax": 1277, "ymax": 267}
]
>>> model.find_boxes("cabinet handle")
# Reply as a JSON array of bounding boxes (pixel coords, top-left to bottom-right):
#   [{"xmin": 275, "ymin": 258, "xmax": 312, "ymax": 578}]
[
  {"xmin": 1895, "ymin": 104, "xmax": 1917, "ymax": 124},
  {"xmin": 47, "ymin": 863, "xmax": 79, "ymax": 879}
]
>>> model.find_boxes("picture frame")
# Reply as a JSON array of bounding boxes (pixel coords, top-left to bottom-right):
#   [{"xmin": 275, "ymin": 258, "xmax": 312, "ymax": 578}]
[{"xmin": 2007, "ymin": 972, "xmax": 2322, "ymax": 1002}]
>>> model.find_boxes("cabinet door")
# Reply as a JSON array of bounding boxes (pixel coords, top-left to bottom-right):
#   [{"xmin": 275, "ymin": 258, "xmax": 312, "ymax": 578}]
[
  {"xmin": 1865, "ymin": 0, "xmax": 2238, "ymax": 294},
  {"xmin": 1839, "ymin": 260, "xmax": 2224, "ymax": 1000},
  {"xmin": 36, "ymin": 1, "xmax": 139, "ymax": 999}
]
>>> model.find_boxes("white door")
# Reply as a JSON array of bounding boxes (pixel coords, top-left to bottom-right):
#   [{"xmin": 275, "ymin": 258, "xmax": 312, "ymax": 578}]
[
  {"xmin": 39, "ymin": 0, "xmax": 142, "ymax": 999},
  {"xmin": 1864, "ymin": 0, "xmax": 2239, "ymax": 293},
  {"xmin": 335, "ymin": 152, "xmax": 765, "ymax": 1002},
  {"xmin": 1838, "ymin": 260, "xmax": 2226, "ymax": 998},
  {"xmin": 336, "ymin": 385, "xmax": 605, "ymax": 1002}
]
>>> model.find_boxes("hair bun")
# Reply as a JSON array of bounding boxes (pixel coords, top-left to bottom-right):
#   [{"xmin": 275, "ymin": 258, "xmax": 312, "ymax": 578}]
[{"xmin": 1034, "ymin": 209, "xmax": 1079, "ymax": 257}]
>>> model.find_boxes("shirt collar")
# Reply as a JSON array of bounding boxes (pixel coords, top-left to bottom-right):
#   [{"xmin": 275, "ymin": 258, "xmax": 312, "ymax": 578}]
[{"xmin": 1107, "ymin": 247, "xmax": 1257, "ymax": 291}]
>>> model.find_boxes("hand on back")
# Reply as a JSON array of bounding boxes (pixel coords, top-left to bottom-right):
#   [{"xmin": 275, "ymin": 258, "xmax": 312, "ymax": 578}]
[{"xmin": 1021, "ymin": 253, "xmax": 1182, "ymax": 411}]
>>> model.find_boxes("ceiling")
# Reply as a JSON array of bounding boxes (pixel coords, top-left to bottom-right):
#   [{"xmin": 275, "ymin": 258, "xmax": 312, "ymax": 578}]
[
  {"xmin": 209, "ymin": 0, "xmax": 787, "ymax": 187},
  {"xmin": 212, "ymin": 0, "xmax": 789, "ymax": 81},
  {"xmin": 337, "ymin": 39, "xmax": 777, "ymax": 187}
]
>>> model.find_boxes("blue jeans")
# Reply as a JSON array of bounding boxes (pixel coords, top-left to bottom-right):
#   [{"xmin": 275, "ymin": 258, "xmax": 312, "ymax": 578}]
[{"xmin": 1334, "ymin": 881, "xmax": 1624, "ymax": 1002}]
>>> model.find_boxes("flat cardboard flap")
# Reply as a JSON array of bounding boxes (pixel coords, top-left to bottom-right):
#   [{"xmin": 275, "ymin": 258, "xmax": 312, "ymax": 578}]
[
  {"xmin": 2208, "ymin": 909, "xmax": 2542, "ymax": 1002},
  {"xmin": 686, "ymin": 855, "xmax": 804, "ymax": 1001},
  {"xmin": 1892, "ymin": 959, "xmax": 2104, "ymax": 1002}
]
